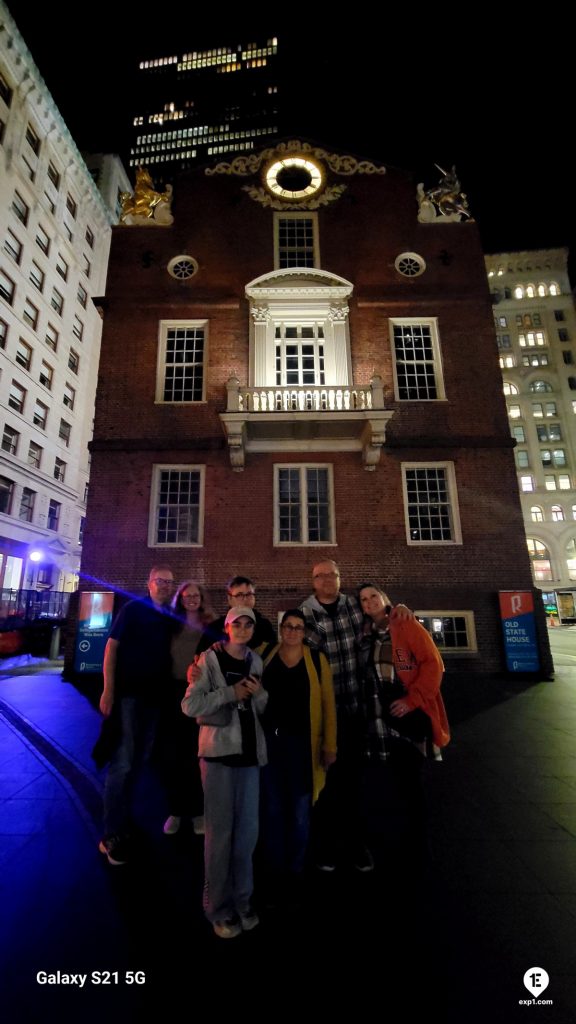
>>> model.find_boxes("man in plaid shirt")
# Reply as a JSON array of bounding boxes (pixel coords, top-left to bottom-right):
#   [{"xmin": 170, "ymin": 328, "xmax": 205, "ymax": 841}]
[{"xmin": 301, "ymin": 558, "xmax": 373, "ymax": 872}]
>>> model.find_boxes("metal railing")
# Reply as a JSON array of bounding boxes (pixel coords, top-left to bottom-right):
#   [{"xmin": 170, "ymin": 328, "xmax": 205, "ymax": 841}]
[{"xmin": 0, "ymin": 589, "xmax": 71, "ymax": 628}]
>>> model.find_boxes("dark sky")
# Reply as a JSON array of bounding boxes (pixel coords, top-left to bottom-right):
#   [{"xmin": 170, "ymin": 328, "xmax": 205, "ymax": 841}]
[{"xmin": 9, "ymin": 5, "xmax": 575, "ymax": 272}]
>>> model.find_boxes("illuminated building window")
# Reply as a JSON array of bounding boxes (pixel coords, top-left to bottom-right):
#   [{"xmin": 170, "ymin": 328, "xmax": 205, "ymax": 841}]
[
  {"xmin": 516, "ymin": 451, "xmax": 530, "ymax": 469},
  {"xmin": 537, "ymin": 423, "xmax": 562, "ymax": 442},
  {"xmin": 392, "ymin": 320, "xmax": 445, "ymax": 401},
  {"xmin": 551, "ymin": 505, "xmax": 564, "ymax": 522},
  {"xmin": 520, "ymin": 476, "xmax": 534, "ymax": 492},
  {"xmin": 526, "ymin": 284, "xmax": 535, "ymax": 298},
  {"xmin": 514, "ymin": 286, "xmax": 524, "ymax": 299},
  {"xmin": 157, "ymin": 321, "xmax": 206, "ymax": 402},
  {"xmin": 530, "ymin": 506, "xmax": 544, "ymax": 522},
  {"xmin": 274, "ymin": 464, "xmax": 335, "ymax": 545},
  {"xmin": 512, "ymin": 426, "xmax": 525, "ymax": 442},
  {"xmin": 537, "ymin": 283, "xmax": 547, "ymax": 297},
  {"xmin": 559, "ymin": 474, "xmax": 571, "ymax": 490},
  {"xmin": 149, "ymin": 465, "xmax": 204, "ymax": 546},
  {"xmin": 527, "ymin": 538, "xmax": 553, "ymax": 581},
  {"xmin": 532, "ymin": 402, "xmax": 556, "ymax": 418},
  {"xmin": 550, "ymin": 283, "xmax": 560, "ymax": 296},
  {"xmin": 416, "ymin": 612, "xmax": 477, "ymax": 652},
  {"xmin": 274, "ymin": 323, "xmax": 325, "ymax": 387},
  {"xmin": 522, "ymin": 353, "xmax": 548, "ymax": 367},
  {"xmin": 508, "ymin": 404, "xmax": 521, "ymax": 419},
  {"xmin": 274, "ymin": 214, "xmax": 318, "ymax": 269},
  {"xmin": 530, "ymin": 380, "xmax": 553, "ymax": 393},
  {"xmin": 402, "ymin": 463, "xmax": 461, "ymax": 544},
  {"xmin": 500, "ymin": 355, "xmax": 515, "ymax": 368},
  {"xmin": 518, "ymin": 331, "xmax": 546, "ymax": 348},
  {"xmin": 544, "ymin": 476, "xmax": 556, "ymax": 491},
  {"xmin": 503, "ymin": 382, "xmax": 518, "ymax": 396}
]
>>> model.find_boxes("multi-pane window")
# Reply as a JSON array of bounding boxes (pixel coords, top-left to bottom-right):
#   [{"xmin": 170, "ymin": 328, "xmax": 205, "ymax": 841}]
[
  {"xmin": 558, "ymin": 329, "xmax": 570, "ymax": 342},
  {"xmin": 56, "ymin": 253, "xmax": 68, "ymax": 281},
  {"xmin": 15, "ymin": 338, "xmax": 32, "ymax": 370},
  {"xmin": 503, "ymin": 382, "xmax": 518, "ymax": 396},
  {"xmin": 0, "ymin": 476, "xmax": 14, "ymax": 515},
  {"xmin": 9, "ymin": 381, "xmax": 26, "ymax": 413},
  {"xmin": 554, "ymin": 310, "xmax": 565, "ymax": 322},
  {"xmin": 73, "ymin": 315, "xmax": 84, "ymax": 340},
  {"xmin": 159, "ymin": 323, "xmax": 205, "ymax": 402},
  {"xmin": 25, "ymin": 124, "xmax": 40, "ymax": 155},
  {"xmin": 51, "ymin": 287, "xmax": 63, "ymax": 315},
  {"xmin": 530, "ymin": 506, "xmax": 544, "ymax": 523},
  {"xmin": 512, "ymin": 426, "xmax": 525, "ymax": 443},
  {"xmin": 19, "ymin": 488, "xmax": 35, "ymax": 523},
  {"xmin": 496, "ymin": 333, "xmax": 511, "ymax": 350},
  {"xmin": 0, "ymin": 268, "xmax": 15, "ymax": 303},
  {"xmin": 58, "ymin": 419, "xmax": 71, "ymax": 446},
  {"xmin": 537, "ymin": 424, "xmax": 562, "ymax": 442},
  {"xmin": 39, "ymin": 361, "xmax": 53, "ymax": 389},
  {"xmin": 29, "ymin": 261, "xmax": 45, "ymax": 292},
  {"xmin": 35, "ymin": 224, "xmax": 50, "ymax": 255},
  {"xmin": 532, "ymin": 402, "xmax": 557, "ymax": 418},
  {"xmin": 275, "ymin": 465, "xmax": 334, "ymax": 545},
  {"xmin": 47, "ymin": 162, "xmax": 60, "ymax": 189},
  {"xmin": 82, "ymin": 255, "xmax": 91, "ymax": 279},
  {"xmin": 23, "ymin": 298, "xmax": 38, "ymax": 329},
  {"xmin": 551, "ymin": 505, "xmax": 565, "ymax": 522},
  {"xmin": 28, "ymin": 441, "xmax": 42, "ymax": 468},
  {"xmin": 274, "ymin": 323, "xmax": 325, "ymax": 386},
  {"xmin": 150, "ymin": 466, "xmax": 203, "ymax": 545},
  {"xmin": 530, "ymin": 380, "xmax": 552, "ymax": 393},
  {"xmin": 527, "ymin": 539, "xmax": 553, "ymax": 581},
  {"xmin": 65, "ymin": 194, "xmax": 77, "ymax": 218},
  {"xmin": 33, "ymin": 400, "xmax": 49, "ymax": 429},
  {"xmin": 392, "ymin": 320, "xmax": 444, "ymax": 400},
  {"xmin": 275, "ymin": 214, "xmax": 318, "ymax": 269},
  {"xmin": 47, "ymin": 499, "xmax": 61, "ymax": 531},
  {"xmin": 45, "ymin": 323, "xmax": 58, "ymax": 351},
  {"xmin": 508, "ymin": 404, "xmax": 521, "ymax": 419},
  {"xmin": 563, "ymin": 351, "xmax": 574, "ymax": 365},
  {"xmin": 12, "ymin": 191, "xmax": 29, "ymax": 226},
  {"xmin": 1, "ymin": 425, "xmax": 19, "ymax": 455},
  {"xmin": 520, "ymin": 476, "xmax": 534, "ymax": 492},
  {"xmin": 499, "ymin": 355, "xmax": 515, "ymax": 369},
  {"xmin": 416, "ymin": 612, "xmax": 477, "ymax": 652},
  {"xmin": 68, "ymin": 349, "xmax": 80, "ymax": 374},
  {"xmin": 403, "ymin": 464, "xmax": 460, "ymax": 544},
  {"xmin": 0, "ymin": 318, "xmax": 7, "ymax": 348},
  {"xmin": 4, "ymin": 229, "xmax": 22, "ymax": 264},
  {"xmin": 77, "ymin": 284, "xmax": 87, "ymax": 309},
  {"xmin": 54, "ymin": 457, "xmax": 66, "ymax": 482},
  {"xmin": 522, "ymin": 353, "xmax": 548, "ymax": 367},
  {"xmin": 516, "ymin": 451, "xmax": 530, "ymax": 469},
  {"xmin": 63, "ymin": 383, "xmax": 75, "ymax": 410},
  {"xmin": 559, "ymin": 474, "xmax": 571, "ymax": 489},
  {"xmin": 518, "ymin": 331, "xmax": 546, "ymax": 347}
]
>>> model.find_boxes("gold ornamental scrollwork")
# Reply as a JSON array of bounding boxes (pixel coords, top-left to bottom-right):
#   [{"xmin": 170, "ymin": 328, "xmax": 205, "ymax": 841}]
[
  {"xmin": 241, "ymin": 183, "xmax": 347, "ymax": 211},
  {"xmin": 205, "ymin": 140, "xmax": 386, "ymax": 179}
]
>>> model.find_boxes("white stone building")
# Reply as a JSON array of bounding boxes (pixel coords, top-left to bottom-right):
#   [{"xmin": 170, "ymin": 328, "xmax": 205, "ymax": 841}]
[
  {"xmin": 0, "ymin": 2, "xmax": 128, "ymax": 594},
  {"xmin": 487, "ymin": 247, "xmax": 576, "ymax": 621}
]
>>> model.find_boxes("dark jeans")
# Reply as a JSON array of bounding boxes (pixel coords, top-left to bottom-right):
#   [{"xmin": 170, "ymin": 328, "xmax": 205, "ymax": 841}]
[
  {"xmin": 312, "ymin": 710, "xmax": 365, "ymax": 860},
  {"xmin": 103, "ymin": 697, "xmax": 158, "ymax": 837},
  {"xmin": 362, "ymin": 739, "xmax": 426, "ymax": 857},
  {"xmin": 260, "ymin": 732, "xmax": 312, "ymax": 878},
  {"xmin": 156, "ymin": 704, "xmax": 203, "ymax": 818}
]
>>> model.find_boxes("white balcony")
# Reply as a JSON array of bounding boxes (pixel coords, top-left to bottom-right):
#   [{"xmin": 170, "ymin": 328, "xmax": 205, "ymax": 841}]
[{"xmin": 220, "ymin": 375, "xmax": 394, "ymax": 471}]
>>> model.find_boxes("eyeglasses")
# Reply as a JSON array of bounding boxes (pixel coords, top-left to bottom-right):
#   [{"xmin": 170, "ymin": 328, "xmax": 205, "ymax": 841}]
[
  {"xmin": 313, "ymin": 572, "xmax": 339, "ymax": 580},
  {"xmin": 151, "ymin": 578, "xmax": 174, "ymax": 586},
  {"xmin": 229, "ymin": 591, "xmax": 256, "ymax": 600},
  {"xmin": 282, "ymin": 624, "xmax": 305, "ymax": 633}
]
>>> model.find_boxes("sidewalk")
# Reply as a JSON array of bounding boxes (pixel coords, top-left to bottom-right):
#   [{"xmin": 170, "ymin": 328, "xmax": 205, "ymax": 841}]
[{"xmin": 1, "ymin": 663, "xmax": 576, "ymax": 1022}]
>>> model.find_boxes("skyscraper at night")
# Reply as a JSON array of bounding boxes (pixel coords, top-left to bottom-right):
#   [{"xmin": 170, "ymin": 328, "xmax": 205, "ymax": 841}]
[{"xmin": 129, "ymin": 36, "xmax": 280, "ymax": 177}]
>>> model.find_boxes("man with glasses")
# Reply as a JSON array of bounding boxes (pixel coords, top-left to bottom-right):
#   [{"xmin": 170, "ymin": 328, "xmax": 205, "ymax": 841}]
[
  {"xmin": 98, "ymin": 565, "xmax": 175, "ymax": 865},
  {"xmin": 198, "ymin": 575, "xmax": 277, "ymax": 653},
  {"xmin": 301, "ymin": 559, "xmax": 410, "ymax": 872}
]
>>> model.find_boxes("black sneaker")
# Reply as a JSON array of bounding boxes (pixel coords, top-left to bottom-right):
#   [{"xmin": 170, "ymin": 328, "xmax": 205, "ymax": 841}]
[{"xmin": 98, "ymin": 835, "xmax": 129, "ymax": 866}]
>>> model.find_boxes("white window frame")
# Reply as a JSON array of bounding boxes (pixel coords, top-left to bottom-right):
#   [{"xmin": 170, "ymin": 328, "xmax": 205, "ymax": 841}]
[
  {"xmin": 148, "ymin": 464, "xmax": 205, "ymax": 547},
  {"xmin": 415, "ymin": 611, "xmax": 477, "ymax": 653},
  {"xmin": 273, "ymin": 212, "xmax": 320, "ymax": 270},
  {"xmin": 402, "ymin": 461, "xmax": 462, "ymax": 545},
  {"xmin": 390, "ymin": 318, "xmax": 446, "ymax": 401},
  {"xmin": 273, "ymin": 463, "xmax": 336, "ymax": 547},
  {"xmin": 155, "ymin": 320, "xmax": 207, "ymax": 404}
]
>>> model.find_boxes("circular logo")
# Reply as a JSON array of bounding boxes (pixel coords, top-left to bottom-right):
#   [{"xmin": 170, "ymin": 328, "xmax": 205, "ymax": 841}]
[
  {"xmin": 79, "ymin": 640, "xmax": 90, "ymax": 652},
  {"xmin": 523, "ymin": 968, "xmax": 549, "ymax": 995}
]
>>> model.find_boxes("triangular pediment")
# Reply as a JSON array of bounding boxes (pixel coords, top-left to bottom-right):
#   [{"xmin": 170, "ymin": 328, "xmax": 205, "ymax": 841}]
[{"xmin": 246, "ymin": 268, "xmax": 353, "ymax": 300}]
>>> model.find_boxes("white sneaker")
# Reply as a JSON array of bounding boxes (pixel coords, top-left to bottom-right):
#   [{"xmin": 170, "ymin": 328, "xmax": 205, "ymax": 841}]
[
  {"xmin": 163, "ymin": 815, "xmax": 181, "ymax": 835},
  {"xmin": 192, "ymin": 815, "xmax": 205, "ymax": 835}
]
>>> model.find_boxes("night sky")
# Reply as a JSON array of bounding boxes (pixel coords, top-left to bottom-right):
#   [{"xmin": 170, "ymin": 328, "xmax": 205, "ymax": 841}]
[{"xmin": 8, "ymin": 4, "xmax": 575, "ymax": 274}]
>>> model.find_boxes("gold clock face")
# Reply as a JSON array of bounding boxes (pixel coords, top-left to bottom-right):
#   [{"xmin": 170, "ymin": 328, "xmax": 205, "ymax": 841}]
[{"xmin": 264, "ymin": 156, "xmax": 324, "ymax": 200}]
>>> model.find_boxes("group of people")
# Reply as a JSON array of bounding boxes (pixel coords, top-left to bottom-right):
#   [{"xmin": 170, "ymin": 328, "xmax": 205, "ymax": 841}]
[{"xmin": 97, "ymin": 560, "xmax": 450, "ymax": 940}]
